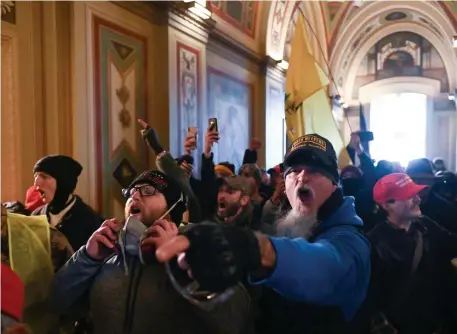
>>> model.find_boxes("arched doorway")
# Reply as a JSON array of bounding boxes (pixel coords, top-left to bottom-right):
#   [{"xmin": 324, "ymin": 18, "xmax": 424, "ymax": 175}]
[{"xmin": 370, "ymin": 92, "xmax": 427, "ymax": 167}]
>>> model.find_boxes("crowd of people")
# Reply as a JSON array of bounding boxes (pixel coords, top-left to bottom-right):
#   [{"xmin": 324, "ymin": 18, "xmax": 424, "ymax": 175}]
[{"xmin": 2, "ymin": 119, "xmax": 457, "ymax": 334}]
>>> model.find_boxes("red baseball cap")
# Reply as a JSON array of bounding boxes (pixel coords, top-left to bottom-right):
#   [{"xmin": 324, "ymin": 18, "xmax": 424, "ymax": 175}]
[
  {"xmin": 267, "ymin": 164, "xmax": 281, "ymax": 175},
  {"xmin": 373, "ymin": 173, "xmax": 427, "ymax": 204},
  {"xmin": 1, "ymin": 263, "xmax": 25, "ymax": 321}
]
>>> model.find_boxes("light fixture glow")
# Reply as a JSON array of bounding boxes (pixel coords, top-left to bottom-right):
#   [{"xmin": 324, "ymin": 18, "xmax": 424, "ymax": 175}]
[
  {"xmin": 278, "ymin": 60, "xmax": 289, "ymax": 70},
  {"xmin": 453, "ymin": 36, "xmax": 457, "ymax": 49},
  {"xmin": 183, "ymin": 0, "xmax": 211, "ymax": 20}
]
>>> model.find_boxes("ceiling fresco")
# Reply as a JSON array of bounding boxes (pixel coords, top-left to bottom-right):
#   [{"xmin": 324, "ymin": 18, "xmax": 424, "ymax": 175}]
[{"xmin": 319, "ymin": 1, "xmax": 457, "ymax": 50}]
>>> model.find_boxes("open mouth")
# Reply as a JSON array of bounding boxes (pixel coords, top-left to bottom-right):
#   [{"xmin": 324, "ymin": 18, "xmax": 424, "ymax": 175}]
[
  {"xmin": 218, "ymin": 202, "xmax": 226, "ymax": 210},
  {"xmin": 130, "ymin": 205, "xmax": 141, "ymax": 215},
  {"xmin": 297, "ymin": 186, "xmax": 314, "ymax": 202}
]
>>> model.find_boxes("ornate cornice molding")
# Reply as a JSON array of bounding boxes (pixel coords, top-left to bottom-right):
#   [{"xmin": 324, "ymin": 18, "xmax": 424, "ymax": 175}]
[
  {"xmin": 261, "ymin": 56, "xmax": 286, "ymax": 81},
  {"xmin": 113, "ymin": 1, "xmax": 168, "ymax": 25},
  {"xmin": 166, "ymin": 3, "xmax": 215, "ymax": 44},
  {"xmin": 208, "ymin": 27, "xmax": 263, "ymax": 64},
  {"xmin": 113, "ymin": 1, "xmax": 216, "ymax": 43}
]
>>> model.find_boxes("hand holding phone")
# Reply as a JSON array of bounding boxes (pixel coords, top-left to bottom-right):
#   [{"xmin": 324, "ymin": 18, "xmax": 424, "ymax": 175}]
[
  {"xmin": 208, "ymin": 118, "xmax": 218, "ymax": 133},
  {"xmin": 185, "ymin": 127, "xmax": 198, "ymax": 152}
]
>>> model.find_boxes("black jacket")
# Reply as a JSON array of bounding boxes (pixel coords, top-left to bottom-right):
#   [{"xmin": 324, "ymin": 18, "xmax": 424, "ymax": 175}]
[
  {"xmin": 367, "ymin": 217, "xmax": 457, "ymax": 333},
  {"xmin": 32, "ymin": 195, "xmax": 103, "ymax": 251}
]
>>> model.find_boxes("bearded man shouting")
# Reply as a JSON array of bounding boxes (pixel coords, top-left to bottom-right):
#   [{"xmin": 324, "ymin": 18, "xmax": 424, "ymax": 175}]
[{"xmin": 156, "ymin": 134, "xmax": 371, "ymax": 334}]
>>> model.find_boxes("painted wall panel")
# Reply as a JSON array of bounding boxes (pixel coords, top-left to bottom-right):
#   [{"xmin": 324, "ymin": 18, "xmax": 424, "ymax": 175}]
[{"xmin": 92, "ymin": 15, "xmax": 149, "ymax": 217}]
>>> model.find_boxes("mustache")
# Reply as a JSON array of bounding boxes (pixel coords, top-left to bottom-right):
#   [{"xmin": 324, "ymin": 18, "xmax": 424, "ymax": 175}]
[{"xmin": 275, "ymin": 209, "xmax": 318, "ymax": 239}]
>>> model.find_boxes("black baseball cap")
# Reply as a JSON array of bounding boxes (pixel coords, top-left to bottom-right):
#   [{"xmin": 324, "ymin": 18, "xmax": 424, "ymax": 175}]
[{"xmin": 283, "ymin": 134, "xmax": 339, "ymax": 184}]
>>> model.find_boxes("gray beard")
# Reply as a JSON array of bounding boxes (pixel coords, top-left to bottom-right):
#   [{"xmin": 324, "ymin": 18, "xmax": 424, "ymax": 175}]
[{"xmin": 275, "ymin": 209, "xmax": 318, "ymax": 239}]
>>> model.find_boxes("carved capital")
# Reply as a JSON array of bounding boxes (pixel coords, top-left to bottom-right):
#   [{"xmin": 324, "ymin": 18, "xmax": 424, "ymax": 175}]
[{"xmin": 1, "ymin": 1, "xmax": 14, "ymax": 16}]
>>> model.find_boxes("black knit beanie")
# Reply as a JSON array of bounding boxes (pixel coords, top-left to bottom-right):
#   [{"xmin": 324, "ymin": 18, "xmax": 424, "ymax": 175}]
[
  {"xmin": 33, "ymin": 155, "xmax": 83, "ymax": 214},
  {"xmin": 124, "ymin": 170, "xmax": 187, "ymax": 225}
]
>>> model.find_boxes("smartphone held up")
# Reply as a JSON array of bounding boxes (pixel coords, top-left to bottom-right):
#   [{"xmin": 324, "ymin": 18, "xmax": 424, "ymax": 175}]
[
  {"xmin": 208, "ymin": 118, "xmax": 218, "ymax": 132},
  {"xmin": 187, "ymin": 126, "xmax": 198, "ymax": 151}
]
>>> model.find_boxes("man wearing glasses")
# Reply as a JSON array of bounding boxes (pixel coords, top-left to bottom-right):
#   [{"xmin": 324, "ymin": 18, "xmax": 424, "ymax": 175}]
[{"xmin": 51, "ymin": 170, "xmax": 251, "ymax": 334}]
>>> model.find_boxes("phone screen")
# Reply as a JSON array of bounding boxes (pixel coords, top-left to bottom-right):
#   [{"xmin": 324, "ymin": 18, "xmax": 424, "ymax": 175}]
[{"xmin": 208, "ymin": 118, "xmax": 218, "ymax": 132}]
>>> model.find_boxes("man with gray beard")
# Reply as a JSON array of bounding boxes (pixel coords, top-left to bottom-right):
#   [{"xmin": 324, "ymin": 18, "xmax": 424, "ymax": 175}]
[
  {"xmin": 156, "ymin": 134, "xmax": 371, "ymax": 334},
  {"xmin": 274, "ymin": 207, "xmax": 317, "ymax": 239}
]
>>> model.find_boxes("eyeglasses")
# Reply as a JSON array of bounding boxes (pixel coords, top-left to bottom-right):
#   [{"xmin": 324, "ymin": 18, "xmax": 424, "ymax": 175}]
[{"xmin": 122, "ymin": 185, "xmax": 158, "ymax": 198}]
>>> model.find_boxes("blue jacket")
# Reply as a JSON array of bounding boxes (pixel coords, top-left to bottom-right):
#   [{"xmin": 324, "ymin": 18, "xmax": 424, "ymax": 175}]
[{"xmin": 253, "ymin": 197, "xmax": 371, "ymax": 321}]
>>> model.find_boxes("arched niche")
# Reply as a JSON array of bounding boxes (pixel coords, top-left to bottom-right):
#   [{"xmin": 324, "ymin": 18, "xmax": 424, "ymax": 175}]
[
  {"xmin": 343, "ymin": 23, "xmax": 456, "ymax": 103},
  {"xmin": 350, "ymin": 31, "xmax": 449, "ymax": 101},
  {"xmin": 329, "ymin": 1, "xmax": 457, "ymax": 100}
]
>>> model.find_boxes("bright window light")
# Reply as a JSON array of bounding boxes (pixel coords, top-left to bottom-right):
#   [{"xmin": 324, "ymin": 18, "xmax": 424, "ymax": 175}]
[{"xmin": 370, "ymin": 92, "xmax": 427, "ymax": 167}]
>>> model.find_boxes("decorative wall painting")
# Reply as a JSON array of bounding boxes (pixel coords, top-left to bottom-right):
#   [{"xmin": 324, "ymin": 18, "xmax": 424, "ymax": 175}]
[
  {"xmin": 177, "ymin": 42, "xmax": 200, "ymax": 173},
  {"xmin": 207, "ymin": 68, "xmax": 251, "ymax": 171}
]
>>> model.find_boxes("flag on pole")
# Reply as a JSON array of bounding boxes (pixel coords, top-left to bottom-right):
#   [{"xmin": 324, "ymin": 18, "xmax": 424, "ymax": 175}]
[
  {"xmin": 284, "ymin": 11, "xmax": 351, "ymax": 167},
  {"xmin": 302, "ymin": 89, "xmax": 352, "ymax": 168},
  {"xmin": 285, "ymin": 14, "xmax": 326, "ymax": 142},
  {"xmin": 359, "ymin": 103, "xmax": 367, "ymax": 132},
  {"xmin": 296, "ymin": 12, "xmax": 351, "ymax": 168},
  {"xmin": 359, "ymin": 103, "xmax": 372, "ymax": 154}
]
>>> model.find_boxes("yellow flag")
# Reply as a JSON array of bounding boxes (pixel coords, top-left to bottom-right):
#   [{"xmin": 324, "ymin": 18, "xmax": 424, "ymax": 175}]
[
  {"xmin": 302, "ymin": 89, "xmax": 351, "ymax": 168},
  {"xmin": 285, "ymin": 12, "xmax": 351, "ymax": 168},
  {"xmin": 285, "ymin": 14, "xmax": 325, "ymax": 141}
]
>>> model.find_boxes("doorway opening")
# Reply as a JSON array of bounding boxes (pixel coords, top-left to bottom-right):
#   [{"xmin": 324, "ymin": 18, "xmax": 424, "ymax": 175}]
[{"xmin": 370, "ymin": 92, "xmax": 427, "ymax": 167}]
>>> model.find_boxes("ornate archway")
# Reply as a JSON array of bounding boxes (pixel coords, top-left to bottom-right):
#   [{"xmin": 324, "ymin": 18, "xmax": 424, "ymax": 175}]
[
  {"xmin": 329, "ymin": 1, "xmax": 457, "ymax": 101},
  {"xmin": 264, "ymin": 0, "xmax": 328, "ymax": 66}
]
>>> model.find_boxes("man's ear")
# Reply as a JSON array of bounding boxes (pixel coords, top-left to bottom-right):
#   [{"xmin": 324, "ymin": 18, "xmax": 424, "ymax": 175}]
[{"xmin": 240, "ymin": 195, "xmax": 250, "ymax": 206}]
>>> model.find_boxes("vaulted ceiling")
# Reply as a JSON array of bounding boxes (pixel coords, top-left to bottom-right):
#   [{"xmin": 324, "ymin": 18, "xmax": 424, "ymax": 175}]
[
  {"xmin": 324, "ymin": 1, "xmax": 457, "ymax": 52},
  {"xmin": 204, "ymin": 1, "xmax": 456, "ymax": 63}
]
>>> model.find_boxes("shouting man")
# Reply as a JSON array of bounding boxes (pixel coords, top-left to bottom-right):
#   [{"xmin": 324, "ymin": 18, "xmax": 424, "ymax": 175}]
[
  {"xmin": 52, "ymin": 170, "xmax": 251, "ymax": 334},
  {"xmin": 156, "ymin": 134, "xmax": 371, "ymax": 333}
]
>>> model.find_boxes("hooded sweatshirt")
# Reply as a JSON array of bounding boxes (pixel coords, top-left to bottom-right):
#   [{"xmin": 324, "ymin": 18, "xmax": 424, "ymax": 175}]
[{"xmin": 252, "ymin": 194, "xmax": 371, "ymax": 333}]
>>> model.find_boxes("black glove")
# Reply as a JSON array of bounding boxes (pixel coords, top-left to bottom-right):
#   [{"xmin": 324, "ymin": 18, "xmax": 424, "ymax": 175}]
[
  {"xmin": 157, "ymin": 152, "xmax": 202, "ymax": 221},
  {"xmin": 141, "ymin": 126, "xmax": 164, "ymax": 155},
  {"xmin": 176, "ymin": 155, "xmax": 194, "ymax": 166},
  {"xmin": 183, "ymin": 222, "xmax": 261, "ymax": 293}
]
